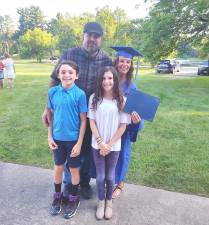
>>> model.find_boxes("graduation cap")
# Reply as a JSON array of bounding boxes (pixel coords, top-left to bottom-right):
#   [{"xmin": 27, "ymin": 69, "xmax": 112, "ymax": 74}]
[{"xmin": 110, "ymin": 46, "xmax": 144, "ymax": 79}]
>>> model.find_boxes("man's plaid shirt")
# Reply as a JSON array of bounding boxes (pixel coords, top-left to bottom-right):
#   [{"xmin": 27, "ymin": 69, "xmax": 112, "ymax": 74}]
[{"xmin": 51, "ymin": 47, "xmax": 112, "ymax": 97}]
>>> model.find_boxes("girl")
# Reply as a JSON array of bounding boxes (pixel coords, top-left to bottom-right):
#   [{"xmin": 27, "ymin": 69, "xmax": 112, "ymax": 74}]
[
  {"xmin": 88, "ymin": 66, "xmax": 130, "ymax": 220},
  {"xmin": 3, "ymin": 53, "xmax": 16, "ymax": 88},
  {"xmin": 47, "ymin": 60, "xmax": 87, "ymax": 219}
]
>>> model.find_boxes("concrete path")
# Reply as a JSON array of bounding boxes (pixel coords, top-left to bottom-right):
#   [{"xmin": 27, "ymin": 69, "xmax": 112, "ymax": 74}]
[{"xmin": 0, "ymin": 162, "xmax": 209, "ymax": 225}]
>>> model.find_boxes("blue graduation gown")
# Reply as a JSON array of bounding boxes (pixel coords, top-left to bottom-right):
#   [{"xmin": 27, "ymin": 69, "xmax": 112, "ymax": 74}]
[{"xmin": 114, "ymin": 81, "xmax": 144, "ymax": 184}]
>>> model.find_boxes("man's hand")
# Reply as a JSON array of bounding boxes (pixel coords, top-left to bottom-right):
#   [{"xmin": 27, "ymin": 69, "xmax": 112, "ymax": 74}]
[
  {"xmin": 48, "ymin": 137, "xmax": 58, "ymax": 150},
  {"xmin": 131, "ymin": 111, "xmax": 141, "ymax": 124},
  {"xmin": 70, "ymin": 143, "xmax": 81, "ymax": 157}
]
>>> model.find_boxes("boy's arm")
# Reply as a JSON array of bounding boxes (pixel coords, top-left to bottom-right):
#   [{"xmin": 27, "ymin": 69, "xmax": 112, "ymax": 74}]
[
  {"xmin": 47, "ymin": 110, "xmax": 58, "ymax": 150},
  {"xmin": 70, "ymin": 113, "xmax": 87, "ymax": 157}
]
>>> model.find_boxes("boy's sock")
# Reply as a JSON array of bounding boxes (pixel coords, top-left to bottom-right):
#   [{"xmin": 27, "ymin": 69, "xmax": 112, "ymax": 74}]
[{"xmin": 54, "ymin": 183, "xmax": 62, "ymax": 193}]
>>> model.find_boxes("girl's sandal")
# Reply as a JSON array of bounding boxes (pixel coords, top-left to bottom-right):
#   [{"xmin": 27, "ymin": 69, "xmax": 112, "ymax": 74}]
[{"xmin": 112, "ymin": 182, "xmax": 124, "ymax": 199}]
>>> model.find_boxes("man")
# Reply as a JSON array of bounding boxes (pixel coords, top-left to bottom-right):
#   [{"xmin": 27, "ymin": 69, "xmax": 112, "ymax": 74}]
[{"xmin": 42, "ymin": 22, "xmax": 112, "ymax": 218}]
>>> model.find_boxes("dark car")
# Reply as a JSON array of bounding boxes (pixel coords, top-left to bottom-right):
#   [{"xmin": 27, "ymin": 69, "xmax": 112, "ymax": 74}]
[
  {"xmin": 156, "ymin": 60, "xmax": 174, "ymax": 74},
  {"xmin": 49, "ymin": 56, "xmax": 59, "ymax": 61},
  {"xmin": 197, "ymin": 60, "xmax": 209, "ymax": 76}
]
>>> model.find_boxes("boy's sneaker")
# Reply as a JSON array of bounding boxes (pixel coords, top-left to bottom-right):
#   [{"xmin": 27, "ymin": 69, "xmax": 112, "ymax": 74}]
[
  {"xmin": 49, "ymin": 192, "xmax": 62, "ymax": 216},
  {"xmin": 63, "ymin": 195, "xmax": 80, "ymax": 219}
]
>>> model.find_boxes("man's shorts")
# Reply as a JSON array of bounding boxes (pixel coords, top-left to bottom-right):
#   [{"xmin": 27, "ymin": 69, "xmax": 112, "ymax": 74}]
[{"xmin": 53, "ymin": 140, "xmax": 81, "ymax": 168}]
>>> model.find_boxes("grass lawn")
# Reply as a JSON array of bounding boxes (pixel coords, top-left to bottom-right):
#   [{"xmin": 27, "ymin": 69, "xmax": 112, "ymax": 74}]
[{"xmin": 0, "ymin": 60, "xmax": 209, "ymax": 197}]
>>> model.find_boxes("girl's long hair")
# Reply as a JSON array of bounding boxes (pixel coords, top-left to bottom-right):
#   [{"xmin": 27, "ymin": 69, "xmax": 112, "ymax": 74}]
[
  {"xmin": 113, "ymin": 57, "xmax": 134, "ymax": 85},
  {"xmin": 92, "ymin": 66, "xmax": 124, "ymax": 112}
]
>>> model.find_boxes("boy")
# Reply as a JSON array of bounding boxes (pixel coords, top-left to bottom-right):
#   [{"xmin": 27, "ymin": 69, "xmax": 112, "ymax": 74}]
[{"xmin": 48, "ymin": 60, "xmax": 87, "ymax": 219}]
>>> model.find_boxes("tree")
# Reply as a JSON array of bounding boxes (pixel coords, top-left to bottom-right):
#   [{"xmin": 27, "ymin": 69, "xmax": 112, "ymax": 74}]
[
  {"xmin": 96, "ymin": 6, "xmax": 117, "ymax": 52},
  {"xmin": 139, "ymin": 0, "xmax": 209, "ymax": 63},
  {"xmin": 112, "ymin": 8, "xmax": 133, "ymax": 47},
  {"xmin": 17, "ymin": 6, "xmax": 46, "ymax": 36},
  {"xmin": 56, "ymin": 23, "xmax": 76, "ymax": 54},
  {"xmin": 0, "ymin": 15, "xmax": 16, "ymax": 54},
  {"xmin": 19, "ymin": 28, "xmax": 56, "ymax": 62}
]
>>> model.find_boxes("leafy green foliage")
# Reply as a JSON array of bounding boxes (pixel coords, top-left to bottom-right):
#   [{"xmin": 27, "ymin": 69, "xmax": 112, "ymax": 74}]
[
  {"xmin": 19, "ymin": 28, "xmax": 56, "ymax": 62},
  {"xmin": 17, "ymin": 5, "xmax": 46, "ymax": 36},
  {"xmin": 139, "ymin": 0, "xmax": 209, "ymax": 63},
  {"xmin": 0, "ymin": 15, "xmax": 16, "ymax": 54}
]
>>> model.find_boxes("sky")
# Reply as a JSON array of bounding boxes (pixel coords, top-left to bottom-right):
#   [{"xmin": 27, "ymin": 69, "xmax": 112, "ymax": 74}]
[{"xmin": 0, "ymin": 0, "xmax": 152, "ymax": 23}]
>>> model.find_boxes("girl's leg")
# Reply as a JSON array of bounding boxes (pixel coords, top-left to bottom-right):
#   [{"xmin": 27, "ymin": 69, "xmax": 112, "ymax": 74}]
[
  {"xmin": 8, "ymin": 78, "xmax": 14, "ymax": 88},
  {"xmin": 7, "ymin": 78, "xmax": 11, "ymax": 88},
  {"xmin": 105, "ymin": 151, "xmax": 120, "ymax": 200},
  {"xmin": 6, "ymin": 79, "xmax": 9, "ymax": 88},
  {"xmin": 10, "ymin": 78, "xmax": 14, "ymax": 88},
  {"xmin": 0, "ymin": 80, "xmax": 3, "ymax": 88},
  {"xmin": 92, "ymin": 148, "xmax": 105, "ymax": 200}
]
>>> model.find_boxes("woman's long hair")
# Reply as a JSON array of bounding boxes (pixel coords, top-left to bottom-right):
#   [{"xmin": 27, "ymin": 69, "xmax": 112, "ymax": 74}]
[
  {"xmin": 91, "ymin": 66, "xmax": 124, "ymax": 112},
  {"xmin": 113, "ymin": 57, "xmax": 134, "ymax": 85}
]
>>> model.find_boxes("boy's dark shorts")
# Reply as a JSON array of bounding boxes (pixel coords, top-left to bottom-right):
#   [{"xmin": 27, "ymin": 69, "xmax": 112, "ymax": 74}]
[{"xmin": 53, "ymin": 140, "xmax": 81, "ymax": 168}]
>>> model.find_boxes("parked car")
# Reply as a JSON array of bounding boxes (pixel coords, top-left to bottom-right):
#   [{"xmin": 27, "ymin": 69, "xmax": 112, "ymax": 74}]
[
  {"xmin": 156, "ymin": 60, "xmax": 174, "ymax": 74},
  {"xmin": 197, "ymin": 60, "xmax": 209, "ymax": 76},
  {"xmin": 50, "ymin": 56, "xmax": 59, "ymax": 60}
]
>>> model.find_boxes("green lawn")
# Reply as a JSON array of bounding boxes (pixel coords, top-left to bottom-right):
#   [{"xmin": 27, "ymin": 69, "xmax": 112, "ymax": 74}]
[{"xmin": 0, "ymin": 60, "xmax": 209, "ymax": 197}]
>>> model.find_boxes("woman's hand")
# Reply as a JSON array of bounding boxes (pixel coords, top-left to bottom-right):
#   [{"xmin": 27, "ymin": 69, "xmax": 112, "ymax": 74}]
[{"xmin": 131, "ymin": 111, "xmax": 141, "ymax": 124}]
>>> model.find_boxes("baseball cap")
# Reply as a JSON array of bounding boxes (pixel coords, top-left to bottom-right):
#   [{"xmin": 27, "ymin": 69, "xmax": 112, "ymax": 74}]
[{"xmin": 83, "ymin": 22, "xmax": 103, "ymax": 36}]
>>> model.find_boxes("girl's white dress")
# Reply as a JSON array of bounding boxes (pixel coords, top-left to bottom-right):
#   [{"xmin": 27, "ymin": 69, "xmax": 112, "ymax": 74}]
[{"xmin": 3, "ymin": 58, "xmax": 16, "ymax": 79}]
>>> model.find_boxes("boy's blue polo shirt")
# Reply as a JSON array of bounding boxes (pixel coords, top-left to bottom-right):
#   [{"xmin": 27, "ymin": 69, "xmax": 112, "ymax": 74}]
[{"xmin": 48, "ymin": 84, "xmax": 87, "ymax": 141}]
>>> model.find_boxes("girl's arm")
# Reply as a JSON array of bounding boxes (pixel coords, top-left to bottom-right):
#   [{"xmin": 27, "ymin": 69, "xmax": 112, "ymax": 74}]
[
  {"xmin": 107, "ymin": 123, "xmax": 127, "ymax": 148},
  {"xmin": 47, "ymin": 110, "xmax": 58, "ymax": 150},
  {"xmin": 71, "ymin": 113, "xmax": 87, "ymax": 157},
  {"xmin": 89, "ymin": 119, "xmax": 111, "ymax": 154}
]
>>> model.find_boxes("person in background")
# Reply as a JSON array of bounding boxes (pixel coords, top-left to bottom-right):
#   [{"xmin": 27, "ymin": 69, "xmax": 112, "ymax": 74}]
[
  {"xmin": 111, "ymin": 46, "xmax": 144, "ymax": 199},
  {"xmin": 0, "ymin": 56, "xmax": 4, "ymax": 88},
  {"xmin": 3, "ymin": 53, "xmax": 16, "ymax": 88}
]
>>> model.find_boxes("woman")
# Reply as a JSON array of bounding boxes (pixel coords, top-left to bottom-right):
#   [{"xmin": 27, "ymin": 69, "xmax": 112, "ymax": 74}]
[
  {"xmin": 111, "ymin": 46, "xmax": 144, "ymax": 198},
  {"xmin": 3, "ymin": 53, "xmax": 16, "ymax": 88}
]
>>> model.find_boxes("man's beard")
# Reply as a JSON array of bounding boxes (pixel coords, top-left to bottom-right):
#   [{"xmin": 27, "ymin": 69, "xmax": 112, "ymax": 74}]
[{"xmin": 83, "ymin": 43, "xmax": 99, "ymax": 55}]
